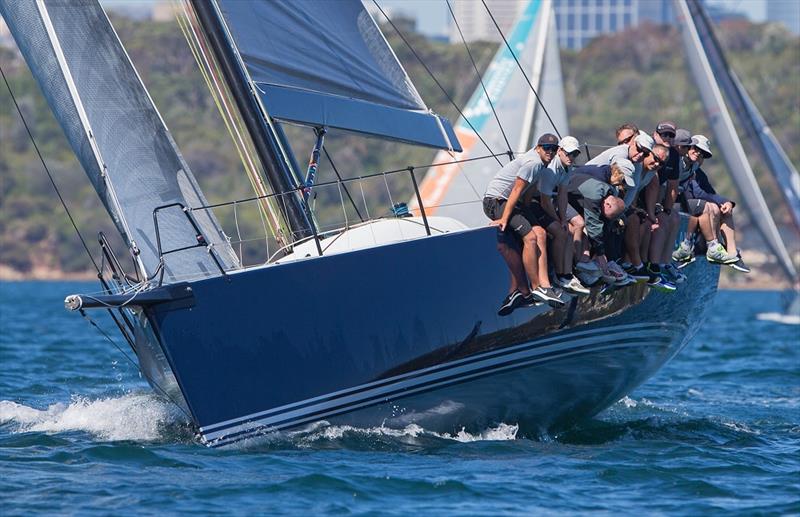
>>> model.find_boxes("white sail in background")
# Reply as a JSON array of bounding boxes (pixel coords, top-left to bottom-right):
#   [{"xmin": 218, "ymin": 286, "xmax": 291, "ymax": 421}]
[
  {"xmin": 412, "ymin": 0, "xmax": 568, "ymax": 228},
  {"xmin": 674, "ymin": 0, "xmax": 797, "ymax": 280}
]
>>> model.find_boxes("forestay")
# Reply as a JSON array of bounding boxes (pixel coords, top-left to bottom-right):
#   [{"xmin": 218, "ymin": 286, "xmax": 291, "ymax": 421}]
[
  {"xmin": 414, "ymin": 0, "xmax": 568, "ymax": 228},
  {"xmin": 215, "ymin": 0, "xmax": 460, "ymax": 151},
  {"xmin": 1, "ymin": 0, "xmax": 239, "ymax": 283}
]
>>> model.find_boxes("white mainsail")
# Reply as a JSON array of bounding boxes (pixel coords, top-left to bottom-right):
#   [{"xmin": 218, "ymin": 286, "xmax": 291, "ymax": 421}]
[{"xmin": 412, "ymin": 0, "xmax": 568, "ymax": 228}]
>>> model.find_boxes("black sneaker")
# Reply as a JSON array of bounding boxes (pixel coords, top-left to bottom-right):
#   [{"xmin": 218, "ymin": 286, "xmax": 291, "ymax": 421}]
[
  {"xmin": 730, "ymin": 257, "xmax": 751, "ymax": 273},
  {"xmin": 522, "ymin": 292, "xmax": 542, "ymax": 307},
  {"xmin": 498, "ymin": 290, "xmax": 524, "ymax": 316},
  {"xmin": 535, "ymin": 286, "xmax": 566, "ymax": 306}
]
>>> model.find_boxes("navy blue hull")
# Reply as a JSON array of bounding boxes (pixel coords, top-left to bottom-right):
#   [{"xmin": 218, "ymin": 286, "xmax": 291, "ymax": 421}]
[{"xmin": 136, "ymin": 227, "xmax": 717, "ymax": 446}]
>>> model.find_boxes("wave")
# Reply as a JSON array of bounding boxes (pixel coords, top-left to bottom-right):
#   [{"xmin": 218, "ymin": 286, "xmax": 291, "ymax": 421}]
[{"xmin": 0, "ymin": 393, "xmax": 191, "ymax": 443}]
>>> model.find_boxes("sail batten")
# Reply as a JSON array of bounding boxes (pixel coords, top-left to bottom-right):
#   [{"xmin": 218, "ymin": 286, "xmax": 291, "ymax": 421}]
[{"xmin": 215, "ymin": 0, "xmax": 459, "ymax": 150}]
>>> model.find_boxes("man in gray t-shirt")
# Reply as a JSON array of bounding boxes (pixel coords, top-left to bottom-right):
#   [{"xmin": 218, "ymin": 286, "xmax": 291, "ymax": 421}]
[{"xmin": 482, "ymin": 133, "xmax": 564, "ymax": 314}]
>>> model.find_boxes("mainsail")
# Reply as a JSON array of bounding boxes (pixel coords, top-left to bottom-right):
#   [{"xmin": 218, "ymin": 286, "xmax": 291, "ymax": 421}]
[
  {"xmin": 686, "ymin": 0, "xmax": 800, "ymax": 233},
  {"xmin": 413, "ymin": 0, "xmax": 568, "ymax": 228},
  {"xmin": 213, "ymin": 0, "xmax": 460, "ymax": 151},
  {"xmin": 1, "ymin": 0, "xmax": 239, "ymax": 282},
  {"xmin": 674, "ymin": 0, "xmax": 797, "ymax": 280}
]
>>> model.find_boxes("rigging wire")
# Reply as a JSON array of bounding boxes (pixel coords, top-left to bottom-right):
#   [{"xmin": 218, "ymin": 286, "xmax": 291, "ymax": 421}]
[
  {"xmin": 371, "ymin": 0, "xmax": 503, "ymax": 167},
  {"xmin": 323, "ymin": 148, "xmax": 365, "ymax": 222},
  {"xmin": 446, "ymin": 0, "xmax": 513, "ymax": 158},
  {"xmin": 0, "ymin": 64, "xmax": 101, "ymax": 275},
  {"xmin": 481, "ymin": 0, "xmax": 562, "ymax": 139}
]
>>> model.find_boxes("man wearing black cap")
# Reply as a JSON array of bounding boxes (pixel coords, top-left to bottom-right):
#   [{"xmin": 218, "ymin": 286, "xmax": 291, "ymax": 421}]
[{"xmin": 483, "ymin": 133, "xmax": 565, "ymax": 315}]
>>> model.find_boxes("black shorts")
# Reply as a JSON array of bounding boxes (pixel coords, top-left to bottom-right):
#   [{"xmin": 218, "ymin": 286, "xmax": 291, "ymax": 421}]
[
  {"xmin": 682, "ymin": 198, "xmax": 707, "ymax": 216},
  {"xmin": 528, "ymin": 200, "xmax": 556, "ymax": 228},
  {"xmin": 483, "ymin": 197, "xmax": 538, "ymax": 238}
]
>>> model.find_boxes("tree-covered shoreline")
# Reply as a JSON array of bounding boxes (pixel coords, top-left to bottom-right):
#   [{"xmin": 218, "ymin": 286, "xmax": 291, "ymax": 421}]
[{"xmin": 1, "ymin": 15, "xmax": 797, "ymax": 282}]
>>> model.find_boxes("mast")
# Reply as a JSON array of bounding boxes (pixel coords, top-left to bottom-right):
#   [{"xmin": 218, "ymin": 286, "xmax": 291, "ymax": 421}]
[
  {"xmin": 674, "ymin": 0, "xmax": 797, "ymax": 281},
  {"xmin": 189, "ymin": 0, "xmax": 313, "ymax": 241}
]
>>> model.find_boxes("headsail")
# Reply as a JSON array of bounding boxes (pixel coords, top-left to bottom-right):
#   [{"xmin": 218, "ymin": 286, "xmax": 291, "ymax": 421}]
[
  {"xmin": 1, "ymin": 0, "xmax": 239, "ymax": 282},
  {"xmin": 213, "ymin": 0, "xmax": 460, "ymax": 151},
  {"xmin": 674, "ymin": 0, "xmax": 797, "ymax": 280},
  {"xmin": 413, "ymin": 0, "xmax": 566, "ymax": 228}
]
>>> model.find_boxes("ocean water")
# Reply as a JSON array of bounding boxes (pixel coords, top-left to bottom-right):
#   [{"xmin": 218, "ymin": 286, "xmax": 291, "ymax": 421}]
[{"xmin": 1, "ymin": 281, "xmax": 797, "ymax": 515}]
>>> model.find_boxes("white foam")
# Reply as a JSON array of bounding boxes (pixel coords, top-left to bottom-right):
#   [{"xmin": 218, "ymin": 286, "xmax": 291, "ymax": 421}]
[
  {"xmin": 756, "ymin": 312, "xmax": 800, "ymax": 325},
  {"xmin": 0, "ymin": 393, "xmax": 182, "ymax": 442}
]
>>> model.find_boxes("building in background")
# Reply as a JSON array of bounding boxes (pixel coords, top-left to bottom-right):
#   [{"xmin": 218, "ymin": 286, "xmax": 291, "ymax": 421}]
[{"xmin": 447, "ymin": 0, "xmax": 777, "ymax": 49}]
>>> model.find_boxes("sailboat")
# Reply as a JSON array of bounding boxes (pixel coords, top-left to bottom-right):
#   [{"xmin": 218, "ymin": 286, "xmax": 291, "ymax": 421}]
[
  {"xmin": 674, "ymin": 0, "xmax": 799, "ymax": 324},
  {"xmin": 2, "ymin": 0, "xmax": 718, "ymax": 447}
]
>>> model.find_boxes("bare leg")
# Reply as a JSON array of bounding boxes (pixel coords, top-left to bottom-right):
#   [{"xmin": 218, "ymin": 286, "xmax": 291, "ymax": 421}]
[
  {"xmin": 640, "ymin": 219, "xmax": 651, "ymax": 265},
  {"xmin": 661, "ymin": 210, "xmax": 680, "ymax": 263},
  {"xmin": 685, "ymin": 215, "xmax": 699, "ymax": 240},
  {"xmin": 625, "ymin": 214, "xmax": 642, "ymax": 266},
  {"xmin": 649, "ymin": 212, "xmax": 670, "ymax": 263},
  {"xmin": 720, "ymin": 211, "xmax": 737, "ymax": 255},
  {"xmin": 699, "ymin": 203, "xmax": 721, "ymax": 241},
  {"xmin": 521, "ymin": 231, "xmax": 540, "ymax": 290},
  {"xmin": 533, "ymin": 226, "xmax": 552, "ymax": 288},
  {"xmin": 546, "ymin": 222, "xmax": 570, "ymax": 275},
  {"xmin": 497, "ymin": 241, "xmax": 529, "ymax": 295},
  {"xmin": 570, "ymin": 215, "xmax": 585, "ymax": 263}
]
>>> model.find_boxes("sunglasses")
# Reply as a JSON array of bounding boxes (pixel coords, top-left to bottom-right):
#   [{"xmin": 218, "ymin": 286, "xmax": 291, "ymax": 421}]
[
  {"xmin": 565, "ymin": 149, "xmax": 581, "ymax": 159},
  {"xmin": 636, "ymin": 144, "xmax": 651, "ymax": 157},
  {"xmin": 617, "ymin": 135, "xmax": 634, "ymax": 145},
  {"xmin": 691, "ymin": 146, "xmax": 711, "ymax": 159},
  {"xmin": 659, "ymin": 131, "xmax": 676, "ymax": 139},
  {"xmin": 540, "ymin": 144, "xmax": 558, "ymax": 152}
]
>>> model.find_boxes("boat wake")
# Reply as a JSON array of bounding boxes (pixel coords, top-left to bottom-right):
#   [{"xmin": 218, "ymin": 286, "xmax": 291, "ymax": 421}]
[
  {"xmin": 0, "ymin": 393, "xmax": 192, "ymax": 443},
  {"xmin": 229, "ymin": 421, "xmax": 521, "ymax": 451},
  {"xmin": 756, "ymin": 312, "xmax": 800, "ymax": 325}
]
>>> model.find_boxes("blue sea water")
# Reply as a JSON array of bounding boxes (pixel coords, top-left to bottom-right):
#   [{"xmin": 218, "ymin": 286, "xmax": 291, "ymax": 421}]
[{"xmin": 1, "ymin": 281, "xmax": 798, "ymax": 515}]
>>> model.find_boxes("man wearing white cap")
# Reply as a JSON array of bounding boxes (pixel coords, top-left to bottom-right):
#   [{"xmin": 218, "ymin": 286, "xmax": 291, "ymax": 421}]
[
  {"xmin": 672, "ymin": 135, "xmax": 748, "ymax": 271},
  {"xmin": 530, "ymin": 135, "xmax": 590, "ymax": 295}
]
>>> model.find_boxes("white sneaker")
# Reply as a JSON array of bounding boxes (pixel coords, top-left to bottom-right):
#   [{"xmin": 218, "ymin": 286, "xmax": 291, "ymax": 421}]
[{"xmin": 559, "ymin": 276, "xmax": 590, "ymax": 295}]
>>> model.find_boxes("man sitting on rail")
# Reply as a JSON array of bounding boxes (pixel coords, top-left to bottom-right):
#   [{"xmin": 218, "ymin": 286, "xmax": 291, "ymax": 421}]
[
  {"xmin": 672, "ymin": 135, "xmax": 749, "ymax": 272},
  {"xmin": 530, "ymin": 135, "xmax": 590, "ymax": 295},
  {"xmin": 483, "ymin": 133, "xmax": 566, "ymax": 316}
]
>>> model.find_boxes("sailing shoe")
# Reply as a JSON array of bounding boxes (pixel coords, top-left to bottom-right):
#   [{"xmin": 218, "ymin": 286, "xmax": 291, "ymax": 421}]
[
  {"xmin": 559, "ymin": 276, "xmax": 591, "ymax": 295},
  {"xmin": 575, "ymin": 260, "xmax": 601, "ymax": 273},
  {"xmin": 647, "ymin": 275, "xmax": 677, "ymax": 292},
  {"xmin": 676, "ymin": 256, "xmax": 696, "ymax": 269},
  {"xmin": 672, "ymin": 241, "xmax": 694, "ymax": 263},
  {"xmin": 624, "ymin": 263, "xmax": 651, "ymax": 282},
  {"xmin": 576, "ymin": 270, "xmax": 602, "ymax": 288},
  {"xmin": 663, "ymin": 263, "xmax": 687, "ymax": 284},
  {"xmin": 607, "ymin": 261, "xmax": 635, "ymax": 286},
  {"xmin": 730, "ymin": 253, "xmax": 751, "ymax": 273},
  {"xmin": 535, "ymin": 286, "xmax": 566, "ymax": 306},
  {"xmin": 522, "ymin": 291, "xmax": 543, "ymax": 307},
  {"xmin": 498, "ymin": 290, "xmax": 525, "ymax": 316},
  {"xmin": 706, "ymin": 243, "xmax": 738, "ymax": 264}
]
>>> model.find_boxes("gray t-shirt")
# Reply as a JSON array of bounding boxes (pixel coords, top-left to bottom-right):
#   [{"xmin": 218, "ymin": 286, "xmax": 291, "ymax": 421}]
[
  {"xmin": 536, "ymin": 154, "xmax": 571, "ymax": 197},
  {"xmin": 484, "ymin": 149, "xmax": 546, "ymax": 200},
  {"xmin": 587, "ymin": 144, "xmax": 646, "ymax": 207}
]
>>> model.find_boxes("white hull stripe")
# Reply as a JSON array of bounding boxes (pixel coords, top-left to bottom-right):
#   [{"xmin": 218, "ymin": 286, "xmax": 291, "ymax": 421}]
[
  {"xmin": 202, "ymin": 325, "xmax": 681, "ymax": 444},
  {"xmin": 207, "ymin": 335, "xmax": 675, "ymax": 447},
  {"xmin": 200, "ymin": 321, "xmax": 680, "ymax": 434}
]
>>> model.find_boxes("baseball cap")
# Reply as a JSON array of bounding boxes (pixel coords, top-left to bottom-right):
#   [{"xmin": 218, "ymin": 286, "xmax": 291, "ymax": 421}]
[
  {"xmin": 656, "ymin": 121, "xmax": 677, "ymax": 134},
  {"xmin": 613, "ymin": 158, "xmax": 637, "ymax": 187},
  {"xmin": 634, "ymin": 131, "xmax": 654, "ymax": 152},
  {"xmin": 537, "ymin": 133, "xmax": 559, "ymax": 146},
  {"xmin": 673, "ymin": 128, "xmax": 692, "ymax": 146},
  {"xmin": 558, "ymin": 136, "xmax": 580, "ymax": 154},
  {"xmin": 691, "ymin": 134, "xmax": 713, "ymax": 157}
]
